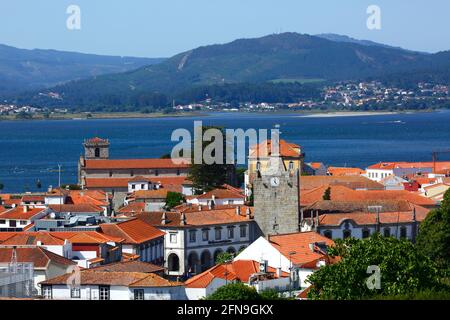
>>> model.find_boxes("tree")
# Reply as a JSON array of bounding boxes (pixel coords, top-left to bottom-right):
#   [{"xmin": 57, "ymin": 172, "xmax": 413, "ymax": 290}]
[
  {"xmin": 215, "ymin": 252, "xmax": 234, "ymax": 264},
  {"xmin": 188, "ymin": 126, "xmax": 229, "ymax": 193},
  {"xmin": 322, "ymin": 187, "xmax": 331, "ymax": 200},
  {"xmin": 307, "ymin": 234, "xmax": 441, "ymax": 300},
  {"xmin": 416, "ymin": 188, "xmax": 450, "ymax": 273},
  {"xmin": 206, "ymin": 283, "xmax": 261, "ymax": 300},
  {"xmin": 165, "ymin": 191, "xmax": 184, "ymax": 210}
]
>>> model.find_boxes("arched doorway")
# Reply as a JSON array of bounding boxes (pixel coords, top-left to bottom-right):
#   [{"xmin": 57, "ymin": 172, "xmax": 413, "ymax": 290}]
[
  {"xmin": 200, "ymin": 250, "xmax": 212, "ymax": 272},
  {"xmin": 187, "ymin": 252, "xmax": 200, "ymax": 274},
  {"xmin": 167, "ymin": 253, "xmax": 180, "ymax": 272},
  {"xmin": 226, "ymin": 247, "xmax": 236, "ymax": 256}
]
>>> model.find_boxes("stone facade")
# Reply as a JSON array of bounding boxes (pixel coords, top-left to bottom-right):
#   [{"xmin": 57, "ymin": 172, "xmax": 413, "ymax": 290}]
[
  {"xmin": 84, "ymin": 138, "xmax": 110, "ymax": 160},
  {"xmin": 253, "ymin": 156, "xmax": 300, "ymax": 237}
]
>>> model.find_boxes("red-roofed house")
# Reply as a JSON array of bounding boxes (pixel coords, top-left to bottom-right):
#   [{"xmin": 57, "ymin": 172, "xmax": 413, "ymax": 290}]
[
  {"xmin": 235, "ymin": 231, "xmax": 335, "ymax": 289},
  {"xmin": 184, "ymin": 260, "xmax": 289, "ymax": 300},
  {"xmin": 187, "ymin": 187, "xmax": 245, "ymax": 207},
  {"xmin": 0, "ymin": 206, "xmax": 48, "ymax": 231},
  {"xmin": 100, "ymin": 219, "xmax": 165, "ymax": 266}
]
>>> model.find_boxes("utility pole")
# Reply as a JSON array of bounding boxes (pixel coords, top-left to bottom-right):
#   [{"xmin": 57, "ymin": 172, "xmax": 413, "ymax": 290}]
[{"xmin": 58, "ymin": 164, "xmax": 62, "ymax": 188}]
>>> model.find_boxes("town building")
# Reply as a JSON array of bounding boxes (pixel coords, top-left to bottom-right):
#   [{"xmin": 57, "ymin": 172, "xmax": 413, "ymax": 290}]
[{"xmin": 366, "ymin": 161, "xmax": 450, "ymax": 182}]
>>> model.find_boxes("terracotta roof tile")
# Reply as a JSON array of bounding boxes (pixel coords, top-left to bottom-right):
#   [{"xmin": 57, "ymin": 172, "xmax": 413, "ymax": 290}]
[
  {"xmin": 300, "ymin": 176, "xmax": 384, "ymax": 190},
  {"xmin": 0, "ymin": 207, "xmax": 46, "ymax": 220},
  {"xmin": 48, "ymin": 204, "xmax": 103, "ymax": 213},
  {"xmin": 0, "ymin": 247, "xmax": 75, "ymax": 268},
  {"xmin": 100, "ymin": 219, "xmax": 165, "ymax": 244},
  {"xmin": 327, "ymin": 167, "xmax": 365, "ymax": 176},
  {"xmin": 84, "ymin": 158, "xmax": 190, "ymax": 170},
  {"xmin": 196, "ymin": 188, "xmax": 244, "ymax": 200},
  {"xmin": 268, "ymin": 232, "xmax": 335, "ymax": 266},
  {"xmin": 249, "ymin": 139, "xmax": 301, "ymax": 158},
  {"xmin": 0, "ymin": 232, "xmax": 66, "ymax": 246},
  {"xmin": 90, "ymin": 260, "xmax": 164, "ymax": 273}
]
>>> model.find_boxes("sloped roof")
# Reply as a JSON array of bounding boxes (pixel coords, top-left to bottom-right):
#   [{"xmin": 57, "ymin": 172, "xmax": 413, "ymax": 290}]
[
  {"xmin": 249, "ymin": 139, "xmax": 301, "ymax": 158},
  {"xmin": 48, "ymin": 204, "xmax": 103, "ymax": 213},
  {"xmin": 185, "ymin": 260, "xmax": 288, "ymax": 288},
  {"xmin": 304, "ymin": 199, "xmax": 416, "ymax": 213},
  {"xmin": 327, "ymin": 167, "xmax": 365, "ymax": 177},
  {"xmin": 84, "ymin": 158, "xmax": 190, "ymax": 170},
  {"xmin": 268, "ymin": 232, "xmax": 335, "ymax": 266},
  {"xmin": 196, "ymin": 188, "xmax": 244, "ymax": 200},
  {"xmin": 100, "ymin": 219, "xmax": 165, "ymax": 244},
  {"xmin": 89, "ymin": 260, "xmax": 164, "ymax": 273},
  {"xmin": 0, "ymin": 247, "xmax": 75, "ymax": 268},
  {"xmin": 1, "ymin": 232, "xmax": 66, "ymax": 246},
  {"xmin": 0, "ymin": 207, "xmax": 46, "ymax": 220},
  {"xmin": 300, "ymin": 176, "xmax": 384, "ymax": 190}
]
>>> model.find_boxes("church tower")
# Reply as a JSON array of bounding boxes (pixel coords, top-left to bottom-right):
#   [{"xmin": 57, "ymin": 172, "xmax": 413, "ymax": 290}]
[
  {"xmin": 83, "ymin": 137, "xmax": 110, "ymax": 160},
  {"xmin": 253, "ymin": 146, "xmax": 301, "ymax": 237}
]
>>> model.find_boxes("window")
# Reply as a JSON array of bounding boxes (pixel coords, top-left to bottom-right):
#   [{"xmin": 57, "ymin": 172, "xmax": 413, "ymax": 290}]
[
  {"xmin": 189, "ymin": 230, "xmax": 196, "ymax": 243},
  {"xmin": 289, "ymin": 161, "xmax": 294, "ymax": 170},
  {"xmin": 202, "ymin": 229, "xmax": 209, "ymax": 241},
  {"xmin": 228, "ymin": 200, "xmax": 234, "ymax": 205},
  {"xmin": 343, "ymin": 229, "xmax": 351, "ymax": 239},
  {"xmin": 324, "ymin": 230, "xmax": 332, "ymax": 239},
  {"xmin": 215, "ymin": 228, "xmax": 222, "ymax": 241},
  {"xmin": 256, "ymin": 162, "xmax": 261, "ymax": 171},
  {"xmin": 177, "ymin": 169, "xmax": 180, "ymax": 176},
  {"xmin": 0, "ymin": 220, "xmax": 5, "ymax": 224},
  {"xmin": 99, "ymin": 286, "xmax": 110, "ymax": 300},
  {"xmin": 42, "ymin": 285, "xmax": 52, "ymax": 299},
  {"xmin": 362, "ymin": 229, "xmax": 370, "ymax": 239},
  {"xmin": 70, "ymin": 287, "xmax": 81, "ymax": 298},
  {"xmin": 9, "ymin": 220, "xmax": 16, "ymax": 228},
  {"xmin": 227, "ymin": 227, "xmax": 234, "ymax": 239},
  {"xmin": 240, "ymin": 225, "xmax": 247, "ymax": 238},
  {"xmin": 155, "ymin": 170, "xmax": 159, "ymax": 176},
  {"xmin": 141, "ymin": 184, "xmax": 145, "ymax": 189},
  {"xmin": 170, "ymin": 233, "xmax": 177, "ymax": 244},
  {"xmin": 400, "ymin": 226, "xmax": 407, "ymax": 239},
  {"xmin": 109, "ymin": 171, "xmax": 113, "ymax": 177},
  {"xmin": 131, "ymin": 184, "xmax": 136, "ymax": 190},
  {"xmin": 130, "ymin": 171, "xmax": 134, "ymax": 177},
  {"xmin": 94, "ymin": 148, "xmax": 100, "ymax": 158},
  {"xmin": 134, "ymin": 289, "xmax": 145, "ymax": 300},
  {"xmin": 383, "ymin": 228, "xmax": 391, "ymax": 237}
]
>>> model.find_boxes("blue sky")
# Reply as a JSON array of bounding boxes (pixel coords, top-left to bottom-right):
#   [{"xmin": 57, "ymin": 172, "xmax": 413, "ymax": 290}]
[{"xmin": 0, "ymin": 0, "xmax": 448, "ymax": 57}]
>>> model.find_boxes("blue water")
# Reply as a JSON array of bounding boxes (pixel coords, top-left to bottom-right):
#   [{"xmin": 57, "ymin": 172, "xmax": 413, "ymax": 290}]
[{"xmin": 1, "ymin": 111, "xmax": 449, "ymax": 193}]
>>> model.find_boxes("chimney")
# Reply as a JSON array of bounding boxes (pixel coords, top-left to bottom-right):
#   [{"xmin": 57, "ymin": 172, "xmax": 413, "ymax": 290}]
[
  {"xmin": 235, "ymin": 206, "xmax": 240, "ymax": 216},
  {"xmin": 198, "ymin": 206, "xmax": 202, "ymax": 212},
  {"xmin": 36, "ymin": 241, "xmax": 42, "ymax": 246},
  {"xmin": 246, "ymin": 207, "xmax": 251, "ymax": 219},
  {"xmin": 23, "ymin": 205, "xmax": 28, "ymax": 213},
  {"xmin": 180, "ymin": 212, "xmax": 186, "ymax": 226},
  {"xmin": 161, "ymin": 212, "xmax": 167, "ymax": 225},
  {"xmin": 309, "ymin": 243, "xmax": 315, "ymax": 253}
]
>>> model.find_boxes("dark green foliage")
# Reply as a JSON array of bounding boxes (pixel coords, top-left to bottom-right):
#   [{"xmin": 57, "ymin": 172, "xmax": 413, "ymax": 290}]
[
  {"xmin": 165, "ymin": 192, "xmax": 184, "ymax": 210},
  {"xmin": 188, "ymin": 126, "xmax": 229, "ymax": 193},
  {"xmin": 322, "ymin": 187, "xmax": 331, "ymax": 200},
  {"xmin": 307, "ymin": 234, "xmax": 442, "ymax": 300},
  {"xmin": 215, "ymin": 252, "xmax": 234, "ymax": 264},
  {"xmin": 206, "ymin": 283, "xmax": 289, "ymax": 300},
  {"xmin": 370, "ymin": 288, "xmax": 450, "ymax": 300},
  {"xmin": 416, "ymin": 189, "xmax": 450, "ymax": 273}
]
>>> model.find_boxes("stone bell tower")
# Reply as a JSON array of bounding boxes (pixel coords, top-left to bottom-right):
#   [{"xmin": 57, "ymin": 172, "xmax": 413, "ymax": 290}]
[
  {"xmin": 83, "ymin": 137, "xmax": 110, "ymax": 160},
  {"xmin": 253, "ymin": 144, "xmax": 301, "ymax": 237}
]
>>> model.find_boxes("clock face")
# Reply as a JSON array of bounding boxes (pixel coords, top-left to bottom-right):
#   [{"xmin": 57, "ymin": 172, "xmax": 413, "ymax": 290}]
[{"xmin": 270, "ymin": 177, "xmax": 280, "ymax": 187}]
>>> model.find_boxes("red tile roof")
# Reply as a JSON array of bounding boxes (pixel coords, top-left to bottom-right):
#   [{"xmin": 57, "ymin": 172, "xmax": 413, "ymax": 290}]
[
  {"xmin": 196, "ymin": 188, "xmax": 244, "ymax": 200},
  {"xmin": 21, "ymin": 195, "xmax": 45, "ymax": 203},
  {"xmin": 89, "ymin": 260, "xmax": 164, "ymax": 273},
  {"xmin": 85, "ymin": 137, "xmax": 109, "ymax": 144},
  {"xmin": 0, "ymin": 206, "xmax": 46, "ymax": 220},
  {"xmin": 249, "ymin": 139, "xmax": 301, "ymax": 158},
  {"xmin": 133, "ymin": 189, "xmax": 169, "ymax": 200},
  {"xmin": 84, "ymin": 158, "xmax": 190, "ymax": 170},
  {"xmin": 85, "ymin": 176, "xmax": 191, "ymax": 190},
  {"xmin": 327, "ymin": 167, "xmax": 365, "ymax": 176},
  {"xmin": 368, "ymin": 161, "xmax": 450, "ymax": 172},
  {"xmin": 0, "ymin": 247, "xmax": 75, "ymax": 268},
  {"xmin": 50, "ymin": 231, "xmax": 124, "ymax": 244},
  {"xmin": 300, "ymin": 176, "xmax": 384, "ymax": 190},
  {"xmin": 48, "ymin": 204, "xmax": 104, "ymax": 213},
  {"xmin": 137, "ymin": 206, "xmax": 254, "ymax": 227},
  {"xmin": 100, "ymin": 219, "xmax": 165, "ymax": 244},
  {"xmin": 185, "ymin": 260, "xmax": 289, "ymax": 288},
  {"xmin": 0, "ymin": 232, "xmax": 66, "ymax": 246},
  {"xmin": 268, "ymin": 232, "xmax": 335, "ymax": 266},
  {"xmin": 0, "ymin": 232, "xmax": 16, "ymax": 243},
  {"xmin": 41, "ymin": 271, "xmax": 179, "ymax": 287},
  {"xmin": 300, "ymin": 185, "xmax": 436, "ymax": 207},
  {"xmin": 118, "ymin": 202, "xmax": 146, "ymax": 215}
]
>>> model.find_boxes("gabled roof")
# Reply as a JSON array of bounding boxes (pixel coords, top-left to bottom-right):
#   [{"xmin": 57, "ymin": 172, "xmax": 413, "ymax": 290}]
[
  {"xmin": 89, "ymin": 260, "xmax": 164, "ymax": 273},
  {"xmin": 21, "ymin": 195, "xmax": 45, "ymax": 203},
  {"xmin": 137, "ymin": 206, "xmax": 254, "ymax": 228},
  {"xmin": 300, "ymin": 176, "xmax": 384, "ymax": 190},
  {"xmin": 41, "ymin": 271, "xmax": 179, "ymax": 287},
  {"xmin": 196, "ymin": 188, "xmax": 244, "ymax": 200},
  {"xmin": 128, "ymin": 176, "xmax": 152, "ymax": 183},
  {"xmin": 0, "ymin": 207, "xmax": 46, "ymax": 220},
  {"xmin": 327, "ymin": 167, "xmax": 365, "ymax": 177},
  {"xmin": 304, "ymin": 199, "xmax": 418, "ymax": 213},
  {"xmin": 268, "ymin": 232, "xmax": 335, "ymax": 266},
  {"xmin": 300, "ymin": 185, "xmax": 436, "ymax": 207},
  {"xmin": 185, "ymin": 260, "xmax": 288, "ymax": 288},
  {"xmin": 84, "ymin": 158, "xmax": 190, "ymax": 170},
  {"xmin": 0, "ymin": 247, "xmax": 75, "ymax": 268},
  {"xmin": 367, "ymin": 161, "xmax": 450, "ymax": 172},
  {"xmin": 117, "ymin": 202, "xmax": 146, "ymax": 215},
  {"xmin": 100, "ymin": 219, "xmax": 165, "ymax": 244},
  {"xmin": 48, "ymin": 204, "xmax": 104, "ymax": 213},
  {"xmin": 50, "ymin": 231, "xmax": 124, "ymax": 244},
  {"xmin": 133, "ymin": 189, "xmax": 169, "ymax": 199},
  {"xmin": 67, "ymin": 190, "xmax": 110, "ymax": 207},
  {"xmin": 0, "ymin": 232, "xmax": 66, "ymax": 246}
]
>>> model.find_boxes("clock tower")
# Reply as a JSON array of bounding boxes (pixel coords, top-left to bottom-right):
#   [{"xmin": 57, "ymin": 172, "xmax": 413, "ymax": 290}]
[{"xmin": 252, "ymin": 152, "xmax": 301, "ymax": 237}]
